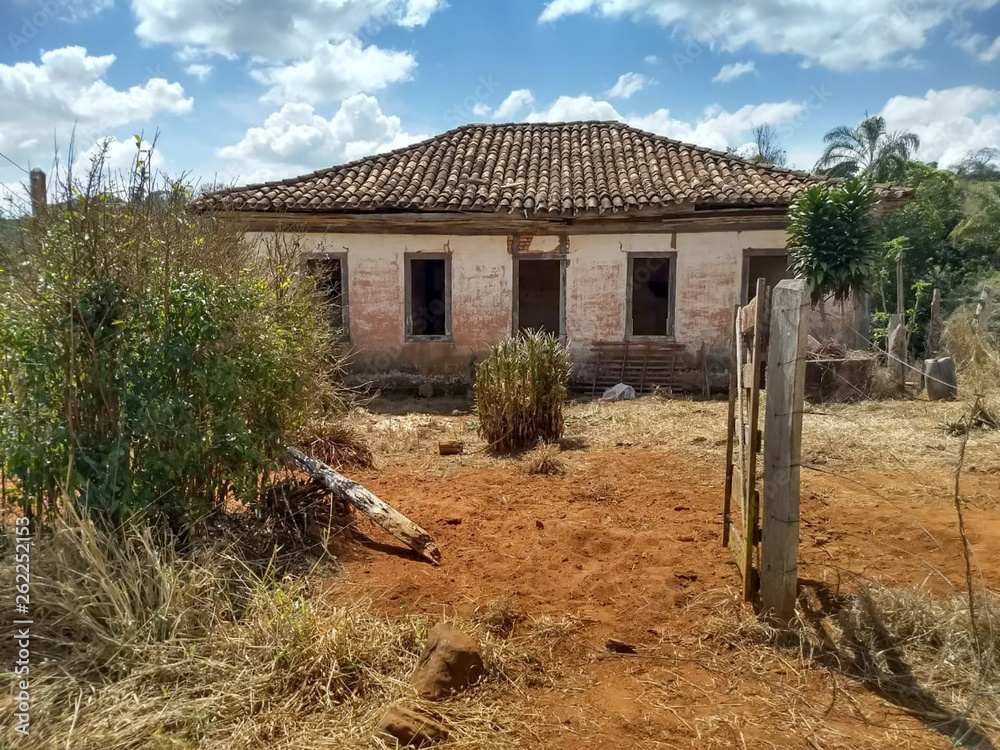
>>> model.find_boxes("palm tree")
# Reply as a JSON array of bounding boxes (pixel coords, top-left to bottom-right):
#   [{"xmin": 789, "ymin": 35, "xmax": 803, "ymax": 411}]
[
  {"xmin": 814, "ymin": 115, "xmax": 919, "ymax": 183},
  {"xmin": 952, "ymin": 183, "xmax": 1000, "ymax": 251}
]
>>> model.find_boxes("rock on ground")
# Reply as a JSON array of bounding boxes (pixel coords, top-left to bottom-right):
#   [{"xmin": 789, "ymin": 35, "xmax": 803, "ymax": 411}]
[
  {"xmin": 377, "ymin": 704, "xmax": 448, "ymax": 747},
  {"xmin": 602, "ymin": 383, "xmax": 636, "ymax": 401},
  {"xmin": 410, "ymin": 623, "xmax": 485, "ymax": 700}
]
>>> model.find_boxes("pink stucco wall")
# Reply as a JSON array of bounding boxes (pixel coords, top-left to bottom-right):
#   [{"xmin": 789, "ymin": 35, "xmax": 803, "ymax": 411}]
[{"xmin": 251, "ymin": 228, "xmax": 837, "ymax": 374}]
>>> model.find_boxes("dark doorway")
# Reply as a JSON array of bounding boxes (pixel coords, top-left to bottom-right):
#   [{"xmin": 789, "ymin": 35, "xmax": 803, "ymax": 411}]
[
  {"xmin": 408, "ymin": 257, "xmax": 449, "ymax": 337},
  {"xmin": 305, "ymin": 257, "xmax": 345, "ymax": 331},
  {"xmin": 745, "ymin": 253, "xmax": 790, "ymax": 303},
  {"xmin": 630, "ymin": 256, "xmax": 673, "ymax": 337},
  {"xmin": 517, "ymin": 259, "xmax": 562, "ymax": 335}
]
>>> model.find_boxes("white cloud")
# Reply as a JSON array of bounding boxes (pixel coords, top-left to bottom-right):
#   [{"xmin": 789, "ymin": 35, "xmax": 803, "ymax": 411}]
[
  {"xmin": 73, "ymin": 136, "xmax": 171, "ymax": 183},
  {"xmin": 631, "ymin": 102, "xmax": 806, "ymax": 151},
  {"xmin": 880, "ymin": 85, "xmax": 1000, "ymax": 168},
  {"xmin": 131, "ymin": 0, "xmax": 445, "ymax": 59},
  {"xmin": 713, "ymin": 60, "xmax": 755, "ymax": 83},
  {"xmin": 644, "ymin": 54, "xmax": 661, "ymax": 64},
  {"xmin": 538, "ymin": 0, "xmax": 999, "ymax": 71},
  {"xmin": 471, "ymin": 102, "xmax": 491, "ymax": 117},
  {"xmin": 957, "ymin": 33, "xmax": 1000, "ymax": 61},
  {"xmin": 217, "ymin": 94, "xmax": 428, "ymax": 183},
  {"xmin": 251, "ymin": 39, "xmax": 416, "ymax": 105},
  {"xmin": 605, "ymin": 72, "xmax": 649, "ymax": 99},
  {"xmin": 184, "ymin": 63, "xmax": 212, "ymax": 80},
  {"xmin": 493, "ymin": 89, "xmax": 535, "ymax": 120},
  {"xmin": 525, "ymin": 95, "xmax": 621, "ymax": 123},
  {"xmin": 0, "ymin": 47, "xmax": 192, "ymax": 172},
  {"xmin": 519, "ymin": 93, "xmax": 806, "ymax": 153}
]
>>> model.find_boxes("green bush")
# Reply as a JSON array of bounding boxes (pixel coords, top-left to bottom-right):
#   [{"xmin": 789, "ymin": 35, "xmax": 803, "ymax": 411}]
[
  {"xmin": 787, "ymin": 177, "xmax": 879, "ymax": 305},
  {"xmin": 0, "ymin": 146, "xmax": 339, "ymax": 533},
  {"xmin": 474, "ymin": 330, "xmax": 570, "ymax": 453}
]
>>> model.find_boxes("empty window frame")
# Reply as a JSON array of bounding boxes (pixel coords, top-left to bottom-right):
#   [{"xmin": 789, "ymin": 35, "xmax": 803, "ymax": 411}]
[
  {"xmin": 514, "ymin": 256, "xmax": 565, "ymax": 336},
  {"xmin": 743, "ymin": 249, "xmax": 791, "ymax": 304},
  {"xmin": 627, "ymin": 253, "xmax": 675, "ymax": 338},
  {"xmin": 406, "ymin": 254, "xmax": 451, "ymax": 339},
  {"xmin": 304, "ymin": 254, "xmax": 348, "ymax": 336}
]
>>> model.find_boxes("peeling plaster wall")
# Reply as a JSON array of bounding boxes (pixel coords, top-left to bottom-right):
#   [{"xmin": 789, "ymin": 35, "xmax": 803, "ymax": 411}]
[
  {"xmin": 250, "ymin": 233, "xmax": 512, "ymax": 375},
  {"xmin": 249, "ymin": 227, "xmax": 850, "ymax": 375},
  {"xmin": 567, "ymin": 229, "xmax": 789, "ymax": 358}
]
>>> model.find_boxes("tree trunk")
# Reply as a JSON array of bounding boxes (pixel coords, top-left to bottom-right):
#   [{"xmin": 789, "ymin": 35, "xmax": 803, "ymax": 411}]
[{"xmin": 285, "ymin": 447, "xmax": 442, "ymax": 565}]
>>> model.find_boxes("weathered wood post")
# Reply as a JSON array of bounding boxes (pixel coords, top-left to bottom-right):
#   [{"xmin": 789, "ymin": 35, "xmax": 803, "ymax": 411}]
[
  {"xmin": 927, "ymin": 288, "xmax": 942, "ymax": 357},
  {"xmin": 29, "ymin": 168, "xmax": 47, "ymax": 217},
  {"xmin": 853, "ymin": 292, "xmax": 871, "ymax": 350},
  {"xmin": 887, "ymin": 313, "xmax": 907, "ymax": 380},
  {"xmin": 761, "ymin": 279, "xmax": 809, "ymax": 625},
  {"xmin": 973, "ymin": 288, "xmax": 992, "ymax": 331}
]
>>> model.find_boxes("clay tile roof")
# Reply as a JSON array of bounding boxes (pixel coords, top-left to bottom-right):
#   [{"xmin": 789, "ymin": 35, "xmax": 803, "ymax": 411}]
[{"xmin": 192, "ymin": 121, "xmax": 913, "ymax": 216}]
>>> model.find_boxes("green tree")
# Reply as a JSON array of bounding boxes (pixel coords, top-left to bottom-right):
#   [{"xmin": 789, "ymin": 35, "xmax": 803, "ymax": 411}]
[
  {"xmin": 787, "ymin": 177, "xmax": 880, "ymax": 305},
  {"xmin": 874, "ymin": 161, "xmax": 998, "ymax": 354},
  {"xmin": 952, "ymin": 183, "xmax": 1000, "ymax": 251},
  {"xmin": 815, "ymin": 115, "xmax": 919, "ymax": 183},
  {"xmin": 953, "ymin": 148, "xmax": 1000, "ymax": 182}
]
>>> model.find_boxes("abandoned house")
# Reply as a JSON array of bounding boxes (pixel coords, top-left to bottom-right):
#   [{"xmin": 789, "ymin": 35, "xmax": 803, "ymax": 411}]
[{"xmin": 194, "ymin": 121, "xmax": 911, "ymax": 391}]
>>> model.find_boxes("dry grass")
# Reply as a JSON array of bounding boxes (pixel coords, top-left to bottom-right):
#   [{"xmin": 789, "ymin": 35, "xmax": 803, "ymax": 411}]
[
  {"xmin": 293, "ymin": 418, "xmax": 376, "ymax": 470},
  {"xmin": 707, "ymin": 582, "xmax": 1000, "ymax": 747},
  {"xmin": 0, "ymin": 509, "xmax": 544, "ymax": 749},
  {"xmin": 522, "ymin": 443, "xmax": 566, "ymax": 476},
  {"xmin": 342, "ymin": 393, "xmax": 1000, "ymax": 475}
]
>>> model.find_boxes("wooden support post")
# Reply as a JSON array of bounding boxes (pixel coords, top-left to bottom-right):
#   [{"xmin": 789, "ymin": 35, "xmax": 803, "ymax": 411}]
[
  {"xmin": 722, "ymin": 307, "xmax": 739, "ymax": 549},
  {"xmin": 761, "ymin": 279, "xmax": 809, "ymax": 625},
  {"xmin": 887, "ymin": 313, "xmax": 906, "ymax": 379},
  {"xmin": 896, "ymin": 255, "xmax": 905, "ymax": 316},
  {"xmin": 854, "ymin": 292, "xmax": 871, "ymax": 350},
  {"xmin": 973, "ymin": 288, "xmax": 992, "ymax": 331},
  {"xmin": 927, "ymin": 288, "xmax": 942, "ymax": 357},
  {"xmin": 29, "ymin": 169, "xmax": 47, "ymax": 217}
]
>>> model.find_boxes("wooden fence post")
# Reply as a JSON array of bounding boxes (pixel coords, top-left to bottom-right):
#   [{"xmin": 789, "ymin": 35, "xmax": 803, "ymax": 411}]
[
  {"xmin": 973, "ymin": 288, "xmax": 992, "ymax": 331},
  {"xmin": 887, "ymin": 313, "xmax": 907, "ymax": 380},
  {"xmin": 30, "ymin": 169, "xmax": 47, "ymax": 217},
  {"xmin": 761, "ymin": 279, "xmax": 809, "ymax": 625},
  {"xmin": 927, "ymin": 288, "xmax": 942, "ymax": 357}
]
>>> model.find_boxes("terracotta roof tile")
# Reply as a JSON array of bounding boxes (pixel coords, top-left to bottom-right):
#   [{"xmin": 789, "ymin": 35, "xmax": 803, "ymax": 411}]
[{"xmin": 192, "ymin": 121, "xmax": 912, "ymax": 215}]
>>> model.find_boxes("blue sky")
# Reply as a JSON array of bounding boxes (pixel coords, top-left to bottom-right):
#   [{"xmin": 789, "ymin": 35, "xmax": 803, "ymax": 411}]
[{"xmin": 1, "ymin": 0, "xmax": 999, "ymax": 206}]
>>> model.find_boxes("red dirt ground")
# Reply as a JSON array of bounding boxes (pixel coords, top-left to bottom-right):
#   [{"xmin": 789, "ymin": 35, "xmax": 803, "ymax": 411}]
[{"xmin": 328, "ymin": 443, "xmax": 1000, "ymax": 749}]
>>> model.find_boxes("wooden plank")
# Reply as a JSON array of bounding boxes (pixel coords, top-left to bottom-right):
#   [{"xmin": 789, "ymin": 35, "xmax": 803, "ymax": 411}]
[
  {"xmin": 742, "ymin": 277, "xmax": 768, "ymax": 602},
  {"xmin": 739, "ymin": 295, "xmax": 758, "ymax": 334},
  {"xmin": 730, "ymin": 526, "xmax": 747, "ymax": 579},
  {"xmin": 722, "ymin": 306, "xmax": 739, "ymax": 548},
  {"xmin": 760, "ymin": 279, "xmax": 810, "ymax": 624}
]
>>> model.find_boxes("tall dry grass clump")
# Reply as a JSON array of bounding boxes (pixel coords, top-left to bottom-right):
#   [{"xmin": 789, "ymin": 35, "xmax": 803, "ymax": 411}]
[
  {"xmin": 0, "ymin": 507, "xmax": 532, "ymax": 749},
  {"xmin": 943, "ymin": 299, "xmax": 1000, "ymax": 401},
  {"xmin": 475, "ymin": 330, "xmax": 570, "ymax": 453}
]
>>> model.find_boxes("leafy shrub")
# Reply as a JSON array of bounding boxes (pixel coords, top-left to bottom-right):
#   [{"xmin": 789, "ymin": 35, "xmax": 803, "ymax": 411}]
[
  {"xmin": 475, "ymin": 330, "xmax": 569, "ymax": 453},
  {"xmin": 787, "ymin": 177, "xmax": 880, "ymax": 305},
  {"xmin": 0, "ymin": 145, "xmax": 340, "ymax": 533}
]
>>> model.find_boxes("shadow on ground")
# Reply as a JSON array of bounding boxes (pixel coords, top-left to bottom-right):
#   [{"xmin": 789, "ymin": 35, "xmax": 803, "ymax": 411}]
[{"xmin": 793, "ymin": 580, "xmax": 997, "ymax": 750}]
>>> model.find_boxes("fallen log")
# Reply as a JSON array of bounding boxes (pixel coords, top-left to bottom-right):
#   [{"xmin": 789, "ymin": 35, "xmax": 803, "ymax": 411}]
[{"xmin": 285, "ymin": 447, "xmax": 442, "ymax": 565}]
